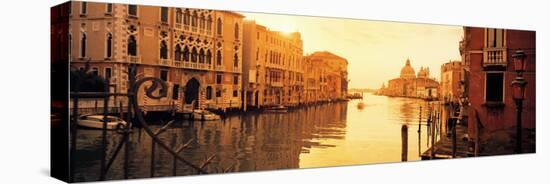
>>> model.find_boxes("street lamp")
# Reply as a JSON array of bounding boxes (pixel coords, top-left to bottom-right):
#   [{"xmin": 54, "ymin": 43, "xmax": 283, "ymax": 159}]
[{"xmin": 511, "ymin": 50, "xmax": 527, "ymax": 153}]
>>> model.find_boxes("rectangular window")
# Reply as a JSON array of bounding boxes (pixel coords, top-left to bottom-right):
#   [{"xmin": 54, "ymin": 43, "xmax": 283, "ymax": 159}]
[
  {"xmin": 485, "ymin": 73, "xmax": 504, "ymax": 102},
  {"xmin": 91, "ymin": 67, "xmax": 98, "ymax": 76},
  {"xmin": 216, "ymin": 74, "xmax": 222, "ymax": 84},
  {"xmin": 233, "ymin": 75, "xmax": 239, "ymax": 85},
  {"xmin": 106, "ymin": 3, "xmax": 113, "ymax": 14},
  {"xmin": 80, "ymin": 2, "xmax": 87, "ymax": 15},
  {"xmin": 256, "ymin": 47, "xmax": 259, "ymax": 61},
  {"xmin": 233, "ymin": 90, "xmax": 238, "ymax": 97},
  {"xmin": 160, "ymin": 7, "xmax": 168, "ymax": 23},
  {"xmin": 486, "ymin": 28, "xmax": 504, "ymax": 48},
  {"xmin": 160, "ymin": 69, "xmax": 168, "ymax": 81},
  {"xmin": 104, "ymin": 67, "xmax": 112, "ymax": 79},
  {"xmin": 206, "ymin": 87, "xmax": 212, "ymax": 100},
  {"xmin": 128, "ymin": 5, "xmax": 137, "ymax": 17},
  {"xmin": 215, "ymin": 90, "xmax": 221, "ymax": 97},
  {"xmin": 172, "ymin": 84, "xmax": 179, "ymax": 100}
]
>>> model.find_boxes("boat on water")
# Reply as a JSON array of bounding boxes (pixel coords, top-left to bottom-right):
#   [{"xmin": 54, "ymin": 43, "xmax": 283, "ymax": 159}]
[
  {"xmin": 192, "ymin": 109, "xmax": 221, "ymax": 121},
  {"xmin": 78, "ymin": 115, "xmax": 129, "ymax": 130},
  {"xmin": 357, "ymin": 102, "xmax": 366, "ymax": 109},
  {"xmin": 266, "ymin": 105, "xmax": 288, "ymax": 113}
]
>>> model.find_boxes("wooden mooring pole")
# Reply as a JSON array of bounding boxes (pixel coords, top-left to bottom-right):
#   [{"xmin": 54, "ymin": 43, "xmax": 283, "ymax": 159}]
[
  {"xmin": 431, "ymin": 110, "xmax": 437, "ymax": 158},
  {"xmin": 401, "ymin": 125, "xmax": 408, "ymax": 161},
  {"xmin": 452, "ymin": 117, "xmax": 457, "ymax": 158}
]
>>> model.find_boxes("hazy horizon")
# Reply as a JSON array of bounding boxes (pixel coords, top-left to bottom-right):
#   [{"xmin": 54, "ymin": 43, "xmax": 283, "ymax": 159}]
[{"xmin": 241, "ymin": 12, "xmax": 463, "ymax": 89}]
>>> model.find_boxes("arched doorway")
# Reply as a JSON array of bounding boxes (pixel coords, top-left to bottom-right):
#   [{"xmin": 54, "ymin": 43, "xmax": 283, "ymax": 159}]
[{"xmin": 184, "ymin": 78, "xmax": 200, "ymax": 108}]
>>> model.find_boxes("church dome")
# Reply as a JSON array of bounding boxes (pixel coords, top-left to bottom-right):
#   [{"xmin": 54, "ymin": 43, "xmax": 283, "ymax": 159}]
[{"xmin": 400, "ymin": 58, "xmax": 416, "ymax": 79}]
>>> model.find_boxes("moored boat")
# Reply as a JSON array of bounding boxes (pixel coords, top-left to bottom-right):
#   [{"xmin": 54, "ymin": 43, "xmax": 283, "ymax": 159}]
[
  {"xmin": 357, "ymin": 102, "xmax": 366, "ymax": 109},
  {"xmin": 266, "ymin": 105, "xmax": 288, "ymax": 113},
  {"xmin": 78, "ymin": 115, "xmax": 129, "ymax": 130},
  {"xmin": 192, "ymin": 109, "xmax": 221, "ymax": 121}
]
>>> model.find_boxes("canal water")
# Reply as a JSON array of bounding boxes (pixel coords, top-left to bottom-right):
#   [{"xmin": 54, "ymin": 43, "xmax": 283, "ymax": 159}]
[{"xmin": 73, "ymin": 93, "xmax": 433, "ymax": 181}]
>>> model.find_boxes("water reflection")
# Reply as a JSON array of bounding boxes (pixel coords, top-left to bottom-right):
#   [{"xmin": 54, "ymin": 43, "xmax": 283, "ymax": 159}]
[{"xmin": 74, "ymin": 93, "xmax": 430, "ymax": 181}]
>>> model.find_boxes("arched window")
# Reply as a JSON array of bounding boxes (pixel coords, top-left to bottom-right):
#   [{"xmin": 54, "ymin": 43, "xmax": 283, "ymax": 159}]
[
  {"xmin": 234, "ymin": 23, "xmax": 239, "ymax": 39},
  {"xmin": 183, "ymin": 46, "xmax": 189, "ymax": 61},
  {"xmin": 106, "ymin": 33, "xmax": 112, "ymax": 58},
  {"xmin": 191, "ymin": 11, "xmax": 197, "ymax": 27},
  {"xmin": 207, "ymin": 15, "xmax": 212, "ymax": 31},
  {"xmin": 199, "ymin": 49, "xmax": 205, "ymax": 63},
  {"xmin": 191, "ymin": 48, "xmax": 197, "ymax": 63},
  {"xmin": 216, "ymin": 18, "xmax": 222, "ymax": 35},
  {"xmin": 233, "ymin": 53, "xmax": 238, "ymax": 67},
  {"xmin": 160, "ymin": 40, "xmax": 168, "ymax": 59},
  {"xmin": 128, "ymin": 35, "xmax": 137, "ymax": 56},
  {"xmin": 206, "ymin": 50, "xmax": 212, "ymax": 64},
  {"xmin": 216, "ymin": 50, "xmax": 222, "ymax": 65},
  {"xmin": 174, "ymin": 45, "xmax": 181, "ymax": 61},
  {"xmin": 80, "ymin": 32, "xmax": 86, "ymax": 58},
  {"xmin": 175, "ymin": 8, "xmax": 182, "ymax": 24},
  {"xmin": 199, "ymin": 14, "xmax": 205, "ymax": 29},
  {"xmin": 183, "ymin": 9, "xmax": 190, "ymax": 25}
]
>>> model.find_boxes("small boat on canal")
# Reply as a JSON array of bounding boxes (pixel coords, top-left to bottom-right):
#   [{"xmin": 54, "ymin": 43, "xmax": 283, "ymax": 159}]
[
  {"xmin": 78, "ymin": 115, "xmax": 129, "ymax": 130},
  {"xmin": 266, "ymin": 105, "xmax": 288, "ymax": 113},
  {"xmin": 357, "ymin": 102, "xmax": 366, "ymax": 109},
  {"xmin": 192, "ymin": 109, "xmax": 221, "ymax": 121}
]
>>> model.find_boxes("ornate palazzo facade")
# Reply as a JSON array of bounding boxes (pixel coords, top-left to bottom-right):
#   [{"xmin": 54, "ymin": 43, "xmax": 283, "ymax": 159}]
[{"xmin": 69, "ymin": 2, "xmax": 244, "ymax": 111}]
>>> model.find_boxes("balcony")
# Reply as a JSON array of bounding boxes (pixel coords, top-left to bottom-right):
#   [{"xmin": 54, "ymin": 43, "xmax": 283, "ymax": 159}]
[
  {"xmin": 215, "ymin": 65, "xmax": 225, "ymax": 71},
  {"xmin": 483, "ymin": 47, "xmax": 507, "ymax": 70},
  {"xmin": 127, "ymin": 55, "xmax": 141, "ymax": 64},
  {"xmin": 173, "ymin": 61, "xmax": 182, "ymax": 67},
  {"xmin": 271, "ymin": 81, "xmax": 283, "ymax": 87},
  {"xmin": 181, "ymin": 61, "xmax": 211, "ymax": 71},
  {"xmin": 175, "ymin": 23, "xmax": 183, "ymax": 31},
  {"xmin": 198, "ymin": 63, "xmax": 210, "ymax": 70},
  {"xmin": 159, "ymin": 58, "xmax": 171, "ymax": 66},
  {"xmin": 232, "ymin": 67, "xmax": 241, "ymax": 73}
]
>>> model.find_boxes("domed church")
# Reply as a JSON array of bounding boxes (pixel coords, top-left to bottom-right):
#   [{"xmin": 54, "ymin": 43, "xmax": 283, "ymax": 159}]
[{"xmin": 379, "ymin": 58, "xmax": 439, "ymax": 99}]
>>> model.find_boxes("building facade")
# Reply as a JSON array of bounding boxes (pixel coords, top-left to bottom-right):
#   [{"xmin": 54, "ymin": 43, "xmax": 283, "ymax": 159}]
[
  {"xmin": 303, "ymin": 51, "xmax": 348, "ymax": 103},
  {"xmin": 440, "ymin": 60, "xmax": 463, "ymax": 103},
  {"xmin": 68, "ymin": 1, "xmax": 244, "ymax": 111},
  {"xmin": 242, "ymin": 20, "xmax": 304, "ymax": 109},
  {"xmin": 380, "ymin": 59, "xmax": 439, "ymax": 99},
  {"xmin": 461, "ymin": 27, "xmax": 536, "ymax": 147}
]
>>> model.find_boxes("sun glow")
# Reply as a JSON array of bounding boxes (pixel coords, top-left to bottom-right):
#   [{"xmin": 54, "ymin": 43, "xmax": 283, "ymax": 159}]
[{"xmin": 242, "ymin": 12, "xmax": 463, "ymax": 89}]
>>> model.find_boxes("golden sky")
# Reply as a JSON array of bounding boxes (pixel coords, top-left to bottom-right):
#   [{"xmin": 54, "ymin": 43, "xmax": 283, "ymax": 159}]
[{"xmin": 241, "ymin": 12, "xmax": 464, "ymax": 89}]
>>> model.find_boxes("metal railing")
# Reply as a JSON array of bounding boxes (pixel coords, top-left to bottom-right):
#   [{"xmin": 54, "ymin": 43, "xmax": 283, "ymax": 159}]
[{"xmin": 69, "ymin": 64, "xmax": 233, "ymax": 182}]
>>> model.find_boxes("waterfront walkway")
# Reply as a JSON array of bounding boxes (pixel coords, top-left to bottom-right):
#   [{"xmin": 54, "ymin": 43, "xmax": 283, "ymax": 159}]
[{"xmin": 421, "ymin": 123, "xmax": 471, "ymax": 159}]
